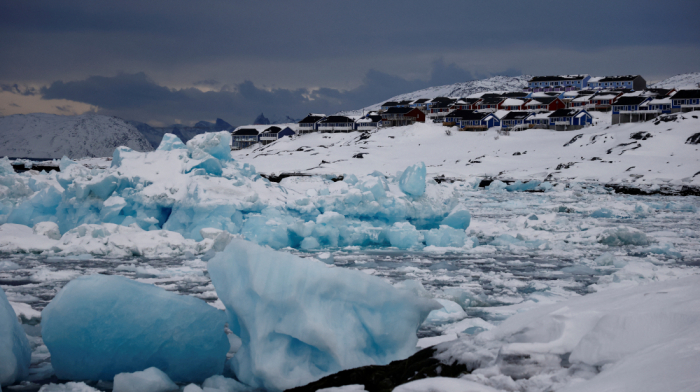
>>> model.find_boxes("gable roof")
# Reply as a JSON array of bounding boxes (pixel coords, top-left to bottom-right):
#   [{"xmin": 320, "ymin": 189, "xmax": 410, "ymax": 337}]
[
  {"xmin": 381, "ymin": 101, "xmax": 399, "ymax": 107},
  {"xmin": 529, "ymin": 75, "xmax": 588, "ymax": 82},
  {"xmin": 445, "ymin": 109, "xmax": 476, "ymax": 119},
  {"xmin": 319, "ymin": 115, "xmax": 354, "ymax": 123},
  {"xmin": 479, "ymin": 96, "xmax": 506, "ymax": 105},
  {"xmin": 502, "ymin": 111, "xmax": 532, "ymax": 120},
  {"xmin": 526, "ymin": 96, "xmax": 559, "ymax": 105},
  {"xmin": 598, "ymin": 75, "xmax": 641, "ymax": 82},
  {"xmin": 548, "ymin": 109, "xmax": 584, "ymax": 118},
  {"xmin": 233, "ymin": 128, "xmax": 259, "ymax": 136},
  {"xmin": 671, "ymin": 89, "xmax": 700, "ymax": 99},
  {"xmin": 412, "ymin": 98, "xmax": 430, "ymax": 104},
  {"xmin": 612, "ymin": 96, "xmax": 649, "ymax": 106},
  {"xmin": 382, "ymin": 107, "xmax": 420, "ymax": 115},
  {"xmin": 298, "ymin": 114, "xmax": 325, "ymax": 124},
  {"xmin": 502, "ymin": 98, "xmax": 525, "ymax": 106},
  {"xmin": 457, "ymin": 111, "xmax": 494, "ymax": 121},
  {"xmin": 262, "ymin": 126, "xmax": 282, "ymax": 134}
]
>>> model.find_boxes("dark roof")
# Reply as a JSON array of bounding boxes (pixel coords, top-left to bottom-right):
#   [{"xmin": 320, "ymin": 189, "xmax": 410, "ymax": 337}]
[
  {"xmin": 319, "ymin": 116, "xmax": 354, "ymax": 123},
  {"xmin": 383, "ymin": 107, "xmax": 418, "ymax": 114},
  {"xmin": 430, "ymin": 97, "xmax": 454, "ymax": 104},
  {"xmin": 548, "ymin": 109, "xmax": 583, "ymax": 118},
  {"xmin": 502, "ymin": 111, "xmax": 532, "ymax": 120},
  {"xmin": 364, "ymin": 115, "xmax": 382, "ymax": 122},
  {"xmin": 398, "ymin": 100, "xmax": 413, "ymax": 105},
  {"xmin": 613, "ymin": 96, "xmax": 648, "ymax": 106},
  {"xmin": 445, "ymin": 109, "xmax": 476, "ymax": 119},
  {"xmin": 479, "ymin": 97, "xmax": 505, "ymax": 105},
  {"xmin": 501, "ymin": 92, "xmax": 529, "ymax": 98},
  {"xmin": 381, "ymin": 101, "xmax": 399, "ymax": 107},
  {"xmin": 457, "ymin": 111, "xmax": 493, "ymax": 121},
  {"xmin": 529, "ymin": 96, "xmax": 559, "ymax": 104},
  {"xmin": 598, "ymin": 75, "xmax": 641, "ymax": 82},
  {"xmin": 233, "ymin": 128, "xmax": 259, "ymax": 136},
  {"xmin": 645, "ymin": 88, "xmax": 672, "ymax": 96},
  {"xmin": 577, "ymin": 90, "xmax": 597, "ymax": 96},
  {"xmin": 412, "ymin": 98, "xmax": 430, "ymax": 104},
  {"xmin": 298, "ymin": 114, "xmax": 325, "ymax": 124},
  {"xmin": 671, "ymin": 89, "xmax": 700, "ymax": 99},
  {"xmin": 530, "ymin": 75, "xmax": 587, "ymax": 82},
  {"xmin": 480, "ymin": 93, "xmax": 503, "ymax": 99},
  {"xmin": 262, "ymin": 126, "xmax": 282, "ymax": 134}
]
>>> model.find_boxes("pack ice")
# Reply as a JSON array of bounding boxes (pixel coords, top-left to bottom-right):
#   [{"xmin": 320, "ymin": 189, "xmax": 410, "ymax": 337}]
[
  {"xmin": 0, "ymin": 132, "xmax": 467, "ymax": 254},
  {"xmin": 0, "ymin": 287, "xmax": 31, "ymax": 387},
  {"xmin": 41, "ymin": 274, "xmax": 229, "ymax": 383},
  {"xmin": 208, "ymin": 239, "xmax": 441, "ymax": 391}
]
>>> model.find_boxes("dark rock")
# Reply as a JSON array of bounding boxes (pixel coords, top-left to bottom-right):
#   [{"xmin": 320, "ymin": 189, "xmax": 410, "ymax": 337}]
[
  {"xmin": 563, "ymin": 134, "xmax": 583, "ymax": 147},
  {"xmin": 686, "ymin": 133, "xmax": 700, "ymax": 145},
  {"xmin": 630, "ymin": 131, "xmax": 652, "ymax": 140}
]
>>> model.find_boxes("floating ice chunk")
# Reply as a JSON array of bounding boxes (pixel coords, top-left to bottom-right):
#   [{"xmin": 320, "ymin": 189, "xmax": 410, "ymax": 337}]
[
  {"xmin": 440, "ymin": 205, "xmax": 471, "ymax": 230},
  {"xmin": 0, "ymin": 260, "xmax": 20, "ymax": 271},
  {"xmin": 641, "ymin": 242, "xmax": 682, "ymax": 258},
  {"xmin": 156, "ymin": 134, "xmax": 187, "ymax": 151},
  {"xmin": 207, "ymin": 239, "xmax": 440, "ymax": 391},
  {"xmin": 387, "ymin": 222, "xmax": 422, "ymax": 249},
  {"xmin": 33, "ymin": 221, "xmax": 61, "ymax": 240},
  {"xmin": 505, "ymin": 180, "xmax": 540, "ymax": 192},
  {"xmin": 317, "ymin": 386, "xmax": 367, "ymax": 392},
  {"xmin": 486, "ymin": 180, "xmax": 507, "ymax": 191},
  {"xmin": 423, "ymin": 226, "xmax": 466, "ymax": 248},
  {"xmin": 590, "ymin": 208, "xmax": 613, "ymax": 218},
  {"xmin": 38, "ymin": 382, "xmax": 100, "ymax": 392},
  {"xmin": 0, "ymin": 223, "xmax": 56, "ymax": 254},
  {"xmin": 201, "ymin": 375, "xmax": 249, "ymax": 392},
  {"xmin": 536, "ymin": 182, "xmax": 553, "ymax": 192},
  {"xmin": 183, "ymin": 150, "xmax": 223, "ymax": 176},
  {"xmin": 58, "ymin": 156, "xmax": 76, "ymax": 172},
  {"xmin": 183, "ymin": 384, "xmax": 203, "ymax": 392},
  {"xmin": 424, "ymin": 299, "xmax": 467, "ymax": 325},
  {"xmin": 301, "ymin": 237, "xmax": 320, "ymax": 250},
  {"xmin": 0, "ymin": 156, "xmax": 14, "ymax": 175},
  {"xmin": 399, "ymin": 162, "xmax": 426, "ymax": 198},
  {"xmin": 394, "ymin": 377, "xmax": 498, "ymax": 392},
  {"xmin": 41, "ymin": 275, "xmax": 229, "ymax": 383},
  {"xmin": 187, "ymin": 132, "xmax": 232, "ymax": 161},
  {"xmin": 113, "ymin": 367, "xmax": 178, "ymax": 392},
  {"xmin": 595, "ymin": 252, "xmax": 615, "ymax": 266},
  {"xmin": 598, "ymin": 226, "xmax": 654, "ymax": 246},
  {"xmin": 0, "ymin": 287, "xmax": 31, "ymax": 386}
]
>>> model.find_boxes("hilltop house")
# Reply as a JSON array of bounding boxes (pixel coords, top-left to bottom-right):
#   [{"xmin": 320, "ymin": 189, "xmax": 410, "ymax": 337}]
[
  {"xmin": 317, "ymin": 116, "xmax": 356, "ymax": 133},
  {"xmin": 297, "ymin": 114, "xmax": 325, "ymax": 134},
  {"xmin": 475, "ymin": 96, "xmax": 506, "ymax": 112},
  {"xmin": 380, "ymin": 102, "xmax": 399, "ymax": 111},
  {"xmin": 641, "ymin": 98, "xmax": 672, "ymax": 116},
  {"xmin": 409, "ymin": 98, "xmax": 431, "ymax": 110},
  {"xmin": 458, "ymin": 112, "xmax": 501, "ymax": 131},
  {"xmin": 381, "ymin": 107, "xmax": 426, "ymax": 127},
  {"xmin": 231, "ymin": 128, "xmax": 260, "ymax": 150},
  {"xmin": 259, "ymin": 126, "xmax": 295, "ymax": 145},
  {"xmin": 355, "ymin": 114, "xmax": 382, "ymax": 131},
  {"xmin": 526, "ymin": 75, "xmax": 591, "ymax": 92},
  {"xmin": 588, "ymin": 75, "xmax": 646, "ymax": 91},
  {"xmin": 547, "ymin": 109, "xmax": 592, "ymax": 131},
  {"xmin": 611, "ymin": 96, "xmax": 652, "ymax": 124},
  {"xmin": 670, "ymin": 90, "xmax": 700, "ymax": 112}
]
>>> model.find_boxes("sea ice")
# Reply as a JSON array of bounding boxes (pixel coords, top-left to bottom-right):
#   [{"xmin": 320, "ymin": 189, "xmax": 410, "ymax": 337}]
[
  {"xmin": 207, "ymin": 239, "xmax": 440, "ymax": 391},
  {"xmin": 38, "ymin": 382, "xmax": 100, "ymax": 392},
  {"xmin": 398, "ymin": 162, "xmax": 426, "ymax": 198},
  {"xmin": 201, "ymin": 375, "xmax": 249, "ymax": 392},
  {"xmin": 113, "ymin": 367, "xmax": 178, "ymax": 392},
  {"xmin": 41, "ymin": 275, "xmax": 229, "ymax": 383},
  {"xmin": 0, "ymin": 287, "xmax": 31, "ymax": 386},
  {"xmin": 394, "ymin": 377, "xmax": 498, "ymax": 392}
]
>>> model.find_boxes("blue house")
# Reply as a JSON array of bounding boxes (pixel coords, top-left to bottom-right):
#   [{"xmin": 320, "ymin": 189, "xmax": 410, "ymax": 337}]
[
  {"xmin": 642, "ymin": 98, "xmax": 672, "ymax": 115},
  {"xmin": 231, "ymin": 128, "xmax": 260, "ymax": 150},
  {"xmin": 547, "ymin": 109, "xmax": 592, "ymax": 130},
  {"xmin": 611, "ymin": 96, "xmax": 652, "ymax": 124},
  {"xmin": 501, "ymin": 111, "xmax": 534, "ymax": 130},
  {"xmin": 458, "ymin": 112, "xmax": 501, "ymax": 131},
  {"xmin": 526, "ymin": 75, "xmax": 591, "ymax": 92},
  {"xmin": 297, "ymin": 113, "xmax": 325, "ymax": 134},
  {"xmin": 588, "ymin": 75, "xmax": 646, "ymax": 91},
  {"xmin": 670, "ymin": 90, "xmax": 700, "ymax": 113},
  {"xmin": 259, "ymin": 126, "xmax": 296, "ymax": 145}
]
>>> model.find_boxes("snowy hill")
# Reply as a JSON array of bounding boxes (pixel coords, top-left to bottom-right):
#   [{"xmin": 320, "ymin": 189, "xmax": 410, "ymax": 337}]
[
  {"xmin": 233, "ymin": 112, "xmax": 700, "ymax": 188},
  {"xmin": 0, "ymin": 113, "xmax": 153, "ymax": 159},
  {"xmin": 652, "ymin": 72, "xmax": 700, "ymax": 89},
  {"xmin": 340, "ymin": 75, "xmax": 531, "ymax": 115}
]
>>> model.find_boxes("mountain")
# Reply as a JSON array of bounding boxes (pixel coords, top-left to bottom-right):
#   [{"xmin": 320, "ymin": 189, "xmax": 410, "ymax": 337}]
[
  {"xmin": 254, "ymin": 113, "xmax": 271, "ymax": 125},
  {"xmin": 129, "ymin": 118, "xmax": 235, "ymax": 148},
  {"xmin": 651, "ymin": 72, "xmax": 700, "ymax": 90},
  {"xmin": 339, "ymin": 75, "xmax": 532, "ymax": 116},
  {"xmin": 0, "ymin": 113, "xmax": 153, "ymax": 159}
]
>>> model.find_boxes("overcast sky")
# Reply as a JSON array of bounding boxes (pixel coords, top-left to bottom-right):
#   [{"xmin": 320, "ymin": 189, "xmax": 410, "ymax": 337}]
[{"xmin": 1, "ymin": 0, "xmax": 698, "ymax": 126}]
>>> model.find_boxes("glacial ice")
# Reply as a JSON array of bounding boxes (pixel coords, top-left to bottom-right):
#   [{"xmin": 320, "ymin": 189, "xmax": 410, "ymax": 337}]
[
  {"xmin": 41, "ymin": 275, "xmax": 229, "ymax": 383},
  {"xmin": 113, "ymin": 367, "xmax": 178, "ymax": 392},
  {"xmin": 207, "ymin": 239, "xmax": 441, "ymax": 391},
  {"xmin": 0, "ymin": 287, "xmax": 31, "ymax": 386},
  {"xmin": 201, "ymin": 375, "xmax": 249, "ymax": 392},
  {"xmin": 398, "ymin": 162, "xmax": 426, "ymax": 197},
  {"xmin": 156, "ymin": 133, "xmax": 187, "ymax": 151}
]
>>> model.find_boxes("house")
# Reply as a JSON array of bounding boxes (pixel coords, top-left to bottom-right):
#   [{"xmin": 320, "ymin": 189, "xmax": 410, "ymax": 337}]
[
  {"xmin": 475, "ymin": 96, "xmax": 505, "ymax": 112},
  {"xmin": 457, "ymin": 112, "xmax": 501, "ymax": 131},
  {"xmin": 355, "ymin": 114, "xmax": 383, "ymax": 131},
  {"xmin": 231, "ymin": 128, "xmax": 260, "ymax": 150},
  {"xmin": 502, "ymin": 92, "xmax": 529, "ymax": 99},
  {"xmin": 670, "ymin": 89, "xmax": 700, "ymax": 112},
  {"xmin": 526, "ymin": 112, "xmax": 552, "ymax": 129},
  {"xmin": 589, "ymin": 92, "xmax": 622, "ymax": 111},
  {"xmin": 547, "ymin": 109, "xmax": 592, "ymax": 131},
  {"xmin": 640, "ymin": 98, "xmax": 672, "ymax": 117},
  {"xmin": 297, "ymin": 113, "xmax": 325, "ymax": 134},
  {"xmin": 380, "ymin": 102, "xmax": 399, "ymax": 111},
  {"xmin": 526, "ymin": 75, "xmax": 591, "ymax": 92},
  {"xmin": 501, "ymin": 111, "xmax": 534, "ymax": 130},
  {"xmin": 568, "ymin": 93, "xmax": 595, "ymax": 109},
  {"xmin": 645, "ymin": 88, "xmax": 675, "ymax": 97},
  {"xmin": 427, "ymin": 102, "xmax": 455, "ymax": 121},
  {"xmin": 396, "ymin": 100, "xmax": 413, "ymax": 108},
  {"xmin": 449, "ymin": 98, "xmax": 479, "ymax": 111},
  {"xmin": 381, "ymin": 107, "xmax": 426, "ymax": 127},
  {"xmin": 611, "ymin": 96, "xmax": 652, "ymax": 124},
  {"xmin": 426, "ymin": 97, "xmax": 455, "ymax": 109},
  {"xmin": 501, "ymin": 98, "xmax": 528, "ymax": 111},
  {"xmin": 317, "ymin": 116, "xmax": 356, "ymax": 133},
  {"xmin": 588, "ymin": 75, "xmax": 646, "ymax": 91},
  {"xmin": 524, "ymin": 96, "xmax": 566, "ymax": 112},
  {"xmin": 409, "ymin": 98, "xmax": 431, "ymax": 110},
  {"xmin": 444, "ymin": 109, "xmax": 476, "ymax": 125},
  {"xmin": 258, "ymin": 126, "xmax": 295, "ymax": 145}
]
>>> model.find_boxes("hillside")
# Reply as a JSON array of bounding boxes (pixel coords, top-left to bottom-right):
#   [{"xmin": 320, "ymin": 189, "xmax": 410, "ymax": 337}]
[
  {"xmin": 128, "ymin": 118, "xmax": 234, "ymax": 148},
  {"xmin": 651, "ymin": 72, "xmax": 700, "ymax": 89},
  {"xmin": 0, "ymin": 113, "xmax": 153, "ymax": 159},
  {"xmin": 232, "ymin": 112, "xmax": 700, "ymax": 188}
]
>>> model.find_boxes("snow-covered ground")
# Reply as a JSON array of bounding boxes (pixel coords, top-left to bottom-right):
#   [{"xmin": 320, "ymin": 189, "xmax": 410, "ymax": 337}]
[
  {"xmin": 0, "ymin": 113, "xmax": 153, "ymax": 159},
  {"xmin": 650, "ymin": 71, "xmax": 700, "ymax": 90}
]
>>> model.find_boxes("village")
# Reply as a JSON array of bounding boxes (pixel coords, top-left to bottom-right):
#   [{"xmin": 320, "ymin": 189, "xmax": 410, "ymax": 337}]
[{"xmin": 230, "ymin": 74, "xmax": 700, "ymax": 150}]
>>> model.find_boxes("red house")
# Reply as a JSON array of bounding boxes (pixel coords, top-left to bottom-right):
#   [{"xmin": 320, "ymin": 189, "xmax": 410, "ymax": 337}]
[
  {"xmin": 381, "ymin": 107, "xmax": 426, "ymax": 127},
  {"xmin": 524, "ymin": 97, "xmax": 566, "ymax": 112}
]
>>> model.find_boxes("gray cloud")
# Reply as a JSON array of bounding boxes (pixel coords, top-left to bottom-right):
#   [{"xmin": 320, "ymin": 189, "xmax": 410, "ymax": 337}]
[{"xmin": 1, "ymin": 84, "xmax": 38, "ymax": 96}]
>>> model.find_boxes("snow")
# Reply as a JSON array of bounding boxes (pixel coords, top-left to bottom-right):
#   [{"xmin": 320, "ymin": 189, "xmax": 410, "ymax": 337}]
[
  {"xmin": 201, "ymin": 375, "xmax": 249, "ymax": 392},
  {"xmin": 0, "ymin": 287, "xmax": 31, "ymax": 386},
  {"xmin": 394, "ymin": 377, "xmax": 499, "ymax": 392},
  {"xmin": 651, "ymin": 72, "xmax": 700, "ymax": 90},
  {"xmin": 113, "ymin": 367, "xmax": 178, "ymax": 392},
  {"xmin": 41, "ymin": 274, "xmax": 229, "ymax": 383},
  {"xmin": 38, "ymin": 382, "xmax": 100, "ymax": 392},
  {"xmin": 207, "ymin": 239, "xmax": 440, "ymax": 391},
  {"xmin": 0, "ymin": 113, "xmax": 153, "ymax": 159}
]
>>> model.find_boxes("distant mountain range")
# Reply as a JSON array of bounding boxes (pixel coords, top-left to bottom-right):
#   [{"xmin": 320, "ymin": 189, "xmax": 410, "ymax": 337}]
[{"xmin": 128, "ymin": 118, "xmax": 234, "ymax": 149}]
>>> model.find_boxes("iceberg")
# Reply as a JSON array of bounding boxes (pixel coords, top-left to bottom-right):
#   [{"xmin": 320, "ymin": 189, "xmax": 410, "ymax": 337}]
[
  {"xmin": 398, "ymin": 162, "xmax": 426, "ymax": 198},
  {"xmin": 156, "ymin": 133, "xmax": 187, "ymax": 151},
  {"xmin": 0, "ymin": 287, "xmax": 31, "ymax": 387},
  {"xmin": 41, "ymin": 275, "xmax": 229, "ymax": 383},
  {"xmin": 113, "ymin": 367, "xmax": 178, "ymax": 392},
  {"xmin": 207, "ymin": 239, "xmax": 440, "ymax": 391}
]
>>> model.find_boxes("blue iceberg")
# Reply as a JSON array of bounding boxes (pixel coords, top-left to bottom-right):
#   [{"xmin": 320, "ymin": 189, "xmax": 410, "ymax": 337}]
[
  {"xmin": 0, "ymin": 287, "xmax": 31, "ymax": 387},
  {"xmin": 398, "ymin": 162, "xmax": 426, "ymax": 198},
  {"xmin": 41, "ymin": 275, "xmax": 229, "ymax": 383}
]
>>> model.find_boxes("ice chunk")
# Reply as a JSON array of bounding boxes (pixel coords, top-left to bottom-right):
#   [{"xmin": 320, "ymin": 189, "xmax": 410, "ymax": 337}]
[
  {"xmin": 33, "ymin": 221, "xmax": 61, "ymax": 240},
  {"xmin": 207, "ymin": 239, "xmax": 440, "ymax": 391},
  {"xmin": 595, "ymin": 252, "xmax": 615, "ymax": 266},
  {"xmin": 113, "ymin": 367, "xmax": 178, "ymax": 392},
  {"xmin": 183, "ymin": 384, "xmax": 203, "ymax": 392},
  {"xmin": 156, "ymin": 134, "xmax": 187, "ymax": 151},
  {"xmin": 0, "ymin": 156, "xmax": 14, "ymax": 175},
  {"xmin": 394, "ymin": 377, "xmax": 498, "ymax": 392},
  {"xmin": 38, "ymin": 382, "xmax": 100, "ymax": 392},
  {"xmin": 398, "ymin": 162, "xmax": 426, "ymax": 198},
  {"xmin": 440, "ymin": 205, "xmax": 471, "ymax": 230},
  {"xmin": 201, "ymin": 375, "xmax": 249, "ymax": 392},
  {"xmin": 424, "ymin": 299, "xmax": 467, "ymax": 325},
  {"xmin": 423, "ymin": 226, "xmax": 466, "ymax": 248},
  {"xmin": 598, "ymin": 226, "xmax": 653, "ymax": 246},
  {"xmin": 590, "ymin": 208, "xmax": 613, "ymax": 218},
  {"xmin": 41, "ymin": 275, "xmax": 229, "ymax": 383},
  {"xmin": 387, "ymin": 222, "xmax": 422, "ymax": 249},
  {"xmin": 186, "ymin": 132, "xmax": 232, "ymax": 161},
  {"xmin": 486, "ymin": 180, "xmax": 507, "ymax": 191},
  {"xmin": 505, "ymin": 180, "xmax": 540, "ymax": 192},
  {"xmin": 58, "ymin": 156, "xmax": 76, "ymax": 172},
  {"xmin": 0, "ymin": 287, "xmax": 31, "ymax": 386}
]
